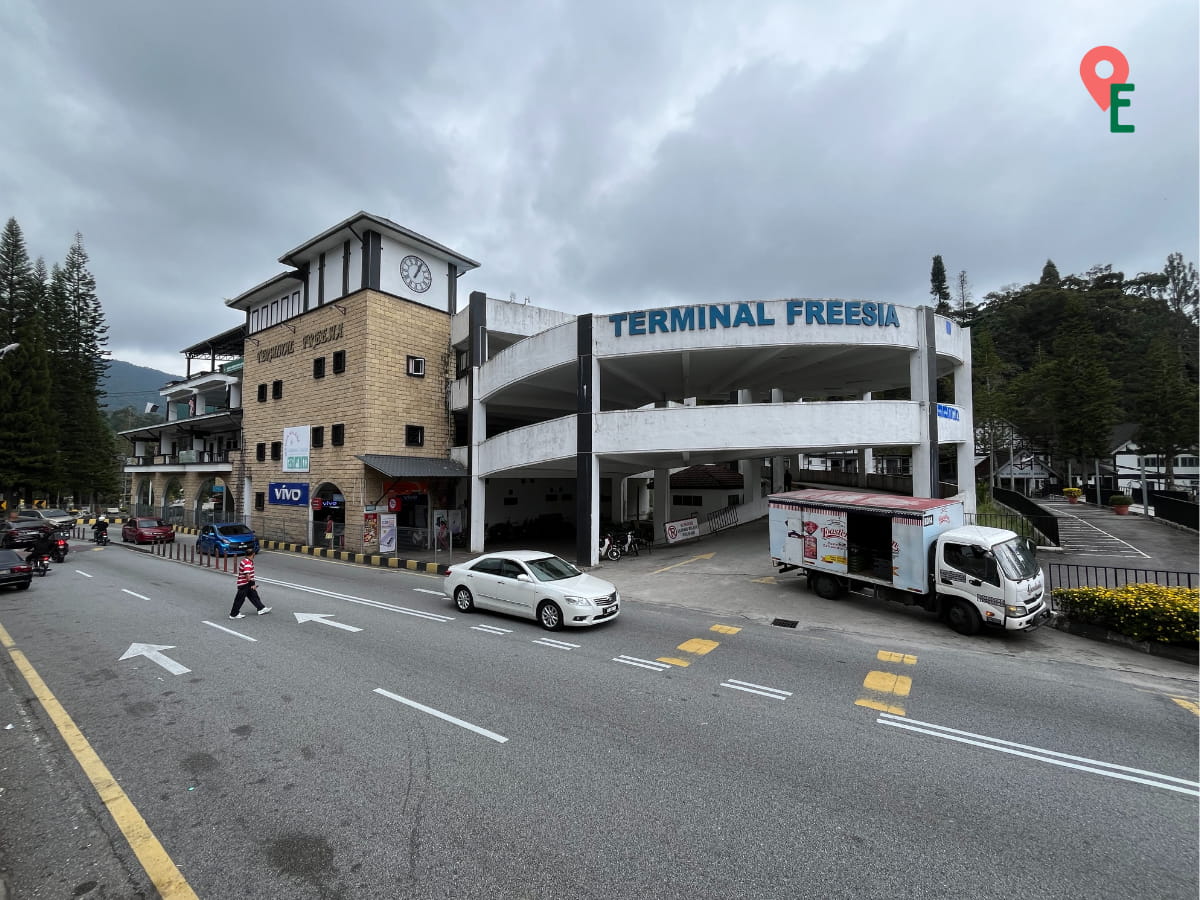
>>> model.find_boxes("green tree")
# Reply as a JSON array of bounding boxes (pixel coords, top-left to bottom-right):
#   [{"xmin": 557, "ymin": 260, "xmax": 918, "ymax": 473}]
[
  {"xmin": 1039, "ymin": 259, "xmax": 1060, "ymax": 286},
  {"xmin": 0, "ymin": 316, "xmax": 58, "ymax": 502},
  {"xmin": 51, "ymin": 234, "xmax": 116, "ymax": 505},
  {"xmin": 0, "ymin": 217, "xmax": 32, "ymax": 344},
  {"xmin": 1163, "ymin": 251, "xmax": 1198, "ymax": 323},
  {"xmin": 929, "ymin": 254, "xmax": 951, "ymax": 314},
  {"xmin": 1132, "ymin": 336, "xmax": 1200, "ymax": 488}
]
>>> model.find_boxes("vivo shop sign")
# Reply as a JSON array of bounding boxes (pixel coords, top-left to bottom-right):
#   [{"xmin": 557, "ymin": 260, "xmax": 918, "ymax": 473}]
[
  {"xmin": 608, "ymin": 300, "xmax": 901, "ymax": 337},
  {"xmin": 268, "ymin": 482, "xmax": 310, "ymax": 506}
]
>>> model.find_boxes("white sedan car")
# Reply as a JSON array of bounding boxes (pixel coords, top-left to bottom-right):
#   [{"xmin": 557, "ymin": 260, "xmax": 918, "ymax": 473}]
[{"xmin": 444, "ymin": 550, "xmax": 620, "ymax": 630}]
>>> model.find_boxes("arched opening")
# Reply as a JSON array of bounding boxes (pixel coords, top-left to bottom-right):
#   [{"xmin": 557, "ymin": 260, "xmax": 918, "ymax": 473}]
[
  {"xmin": 197, "ymin": 476, "xmax": 235, "ymax": 525},
  {"xmin": 312, "ymin": 482, "xmax": 345, "ymax": 548},
  {"xmin": 163, "ymin": 477, "xmax": 185, "ymax": 524}
]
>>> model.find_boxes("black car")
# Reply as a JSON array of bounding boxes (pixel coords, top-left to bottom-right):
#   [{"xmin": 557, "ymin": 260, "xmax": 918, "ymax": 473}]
[
  {"xmin": 0, "ymin": 518, "xmax": 47, "ymax": 549},
  {"xmin": 0, "ymin": 548, "xmax": 33, "ymax": 591}
]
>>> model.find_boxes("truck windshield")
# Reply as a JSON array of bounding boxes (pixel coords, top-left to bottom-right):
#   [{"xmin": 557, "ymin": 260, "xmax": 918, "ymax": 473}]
[{"xmin": 993, "ymin": 538, "xmax": 1039, "ymax": 581}]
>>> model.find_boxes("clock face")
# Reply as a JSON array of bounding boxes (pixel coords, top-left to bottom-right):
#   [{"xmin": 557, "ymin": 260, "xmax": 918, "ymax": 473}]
[{"xmin": 400, "ymin": 255, "xmax": 433, "ymax": 293}]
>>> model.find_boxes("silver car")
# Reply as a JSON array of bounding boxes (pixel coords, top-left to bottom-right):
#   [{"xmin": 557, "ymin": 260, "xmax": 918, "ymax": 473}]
[
  {"xmin": 18, "ymin": 508, "xmax": 76, "ymax": 529},
  {"xmin": 444, "ymin": 550, "xmax": 620, "ymax": 630}
]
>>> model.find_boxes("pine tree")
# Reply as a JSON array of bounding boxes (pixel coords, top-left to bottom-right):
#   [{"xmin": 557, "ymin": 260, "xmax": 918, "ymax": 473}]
[
  {"xmin": 929, "ymin": 255, "xmax": 951, "ymax": 314},
  {"xmin": 1039, "ymin": 260, "xmax": 1060, "ymax": 286},
  {"xmin": 1133, "ymin": 335, "xmax": 1200, "ymax": 488},
  {"xmin": 0, "ymin": 316, "xmax": 57, "ymax": 503},
  {"xmin": 0, "ymin": 217, "xmax": 32, "ymax": 345},
  {"xmin": 51, "ymin": 234, "xmax": 116, "ymax": 505}
]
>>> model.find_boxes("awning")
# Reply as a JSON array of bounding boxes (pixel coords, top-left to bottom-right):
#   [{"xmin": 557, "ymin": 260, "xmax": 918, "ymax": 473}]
[
  {"xmin": 357, "ymin": 454, "xmax": 469, "ymax": 479},
  {"xmin": 119, "ymin": 410, "xmax": 242, "ymax": 442}
]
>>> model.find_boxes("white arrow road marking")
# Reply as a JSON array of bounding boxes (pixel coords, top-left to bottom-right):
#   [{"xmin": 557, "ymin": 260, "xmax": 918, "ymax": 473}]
[
  {"xmin": 122, "ymin": 589, "xmax": 151, "ymax": 601},
  {"xmin": 533, "ymin": 638, "xmax": 579, "ymax": 650},
  {"xmin": 721, "ymin": 678, "xmax": 792, "ymax": 700},
  {"xmin": 118, "ymin": 643, "xmax": 190, "ymax": 675},
  {"xmin": 614, "ymin": 655, "xmax": 673, "ymax": 672},
  {"xmin": 203, "ymin": 621, "xmax": 258, "ymax": 642},
  {"xmin": 258, "ymin": 578, "xmax": 454, "ymax": 622},
  {"xmin": 877, "ymin": 712, "xmax": 1200, "ymax": 796},
  {"xmin": 293, "ymin": 613, "xmax": 363, "ymax": 632},
  {"xmin": 75, "ymin": 570, "xmax": 92, "ymax": 578},
  {"xmin": 471, "ymin": 625, "xmax": 513, "ymax": 635},
  {"xmin": 374, "ymin": 688, "xmax": 508, "ymax": 743}
]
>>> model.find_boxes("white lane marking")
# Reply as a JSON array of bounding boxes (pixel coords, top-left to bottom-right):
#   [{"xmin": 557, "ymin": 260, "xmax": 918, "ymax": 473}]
[
  {"xmin": 122, "ymin": 589, "xmax": 151, "ymax": 601},
  {"xmin": 258, "ymin": 577, "xmax": 454, "ymax": 622},
  {"xmin": 75, "ymin": 570, "xmax": 93, "ymax": 578},
  {"xmin": 533, "ymin": 638, "xmax": 579, "ymax": 650},
  {"xmin": 203, "ymin": 621, "xmax": 258, "ymax": 642},
  {"xmin": 877, "ymin": 713, "xmax": 1199, "ymax": 796},
  {"xmin": 613, "ymin": 655, "xmax": 673, "ymax": 672},
  {"xmin": 414, "ymin": 588, "xmax": 445, "ymax": 596},
  {"xmin": 1054, "ymin": 513, "xmax": 1150, "ymax": 557},
  {"xmin": 118, "ymin": 643, "xmax": 190, "ymax": 676},
  {"xmin": 374, "ymin": 688, "xmax": 508, "ymax": 744},
  {"xmin": 721, "ymin": 679, "xmax": 792, "ymax": 700},
  {"xmin": 471, "ymin": 625, "xmax": 513, "ymax": 635},
  {"xmin": 294, "ymin": 612, "xmax": 363, "ymax": 632}
]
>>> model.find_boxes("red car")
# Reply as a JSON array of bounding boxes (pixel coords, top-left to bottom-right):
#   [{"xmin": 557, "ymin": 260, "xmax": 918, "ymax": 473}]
[{"xmin": 121, "ymin": 517, "xmax": 176, "ymax": 544}]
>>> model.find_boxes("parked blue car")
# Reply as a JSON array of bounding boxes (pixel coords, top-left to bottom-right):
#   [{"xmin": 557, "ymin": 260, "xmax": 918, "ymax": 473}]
[{"xmin": 197, "ymin": 522, "xmax": 260, "ymax": 556}]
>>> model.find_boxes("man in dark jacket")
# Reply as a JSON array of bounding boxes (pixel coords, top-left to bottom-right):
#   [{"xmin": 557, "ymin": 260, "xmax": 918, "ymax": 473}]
[{"xmin": 27, "ymin": 526, "xmax": 55, "ymax": 563}]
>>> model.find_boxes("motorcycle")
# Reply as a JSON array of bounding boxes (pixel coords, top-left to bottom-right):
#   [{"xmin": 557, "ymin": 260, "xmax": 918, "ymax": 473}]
[
  {"xmin": 50, "ymin": 536, "xmax": 69, "ymax": 563},
  {"xmin": 599, "ymin": 532, "xmax": 620, "ymax": 562},
  {"xmin": 28, "ymin": 552, "xmax": 51, "ymax": 576},
  {"xmin": 92, "ymin": 527, "xmax": 110, "ymax": 546}
]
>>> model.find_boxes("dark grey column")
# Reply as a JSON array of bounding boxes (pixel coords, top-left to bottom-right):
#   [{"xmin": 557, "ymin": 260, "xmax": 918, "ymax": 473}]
[
  {"xmin": 318, "ymin": 252, "xmax": 326, "ymax": 307},
  {"xmin": 361, "ymin": 230, "xmax": 382, "ymax": 290},
  {"xmin": 447, "ymin": 262, "xmax": 459, "ymax": 314},
  {"xmin": 575, "ymin": 314, "xmax": 594, "ymax": 566}
]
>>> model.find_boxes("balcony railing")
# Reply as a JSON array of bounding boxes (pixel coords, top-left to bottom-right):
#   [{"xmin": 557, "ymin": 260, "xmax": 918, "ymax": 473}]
[{"xmin": 124, "ymin": 450, "xmax": 238, "ymax": 467}]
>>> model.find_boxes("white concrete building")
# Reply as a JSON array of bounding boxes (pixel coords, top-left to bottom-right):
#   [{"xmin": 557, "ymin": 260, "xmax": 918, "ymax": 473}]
[{"xmin": 450, "ymin": 292, "xmax": 975, "ymax": 564}]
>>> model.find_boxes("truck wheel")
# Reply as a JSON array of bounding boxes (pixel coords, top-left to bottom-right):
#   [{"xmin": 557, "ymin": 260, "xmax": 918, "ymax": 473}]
[
  {"xmin": 946, "ymin": 599, "xmax": 982, "ymax": 635},
  {"xmin": 811, "ymin": 573, "xmax": 844, "ymax": 600}
]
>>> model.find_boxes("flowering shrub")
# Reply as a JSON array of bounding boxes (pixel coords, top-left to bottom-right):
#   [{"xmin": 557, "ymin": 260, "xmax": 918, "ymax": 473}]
[
  {"xmin": 1062, "ymin": 487, "xmax": 1082, "ymax": 499},
  {"xmin": 1053, "ymin": 584, "xmax": 1199, "ymax": 644},
  {"xmin": 1108, "ymin": 494, "xmax": 1133, "ymax": 507}
]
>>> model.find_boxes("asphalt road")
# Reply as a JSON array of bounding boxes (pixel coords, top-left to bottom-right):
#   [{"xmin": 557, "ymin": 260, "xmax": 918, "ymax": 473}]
[{"xmin": 0, "ymin": 540, "xmax": 1196, "ymax": 899}]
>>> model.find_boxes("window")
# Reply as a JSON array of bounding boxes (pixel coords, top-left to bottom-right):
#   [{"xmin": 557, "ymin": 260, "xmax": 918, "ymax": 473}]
[
  {"xmin": 332, "ymin": 423, "xmax": 345, "ymax": 446},
  {"xmin": 332, "ymin": 350, "xmax": 346, "ymax": 374},
  {"xmin": 673, "ymin": 494, "xmax": 703, "ymax": 506},
  {"xmin": 407, "ymin": 355, "xmax": 426, "ymax": 377},
  {"xmin": 311, "ymin": 426, "xmax": 324, "ymax": 448},
  {"xmin": 257, "ymin": 384, "xmax": 267, "ymax": 403},
  {"xmin": 313, "ymin": 357, "xmax": 326, "ymax": 379},
  {"xmin": 270, "ymin": 441, "xmax": 282, "ymax": 461},
  {"xmin": 944, "ymin": 543, "xmax": 1000, "ymax": 587},
  {"xmin": 272, "ymin": 380, "xmax": 283, "ymax": 399},
  {"xmin": 256, "ymin": 443, "xmax": 266, "ymax": 462},
  {"xmin": 254, "ymin": 492, "xmax": 265, "ymax": 511},
  {"xmin": 405, "ymin": 425, "xmax": 425, "ymax": 447}
]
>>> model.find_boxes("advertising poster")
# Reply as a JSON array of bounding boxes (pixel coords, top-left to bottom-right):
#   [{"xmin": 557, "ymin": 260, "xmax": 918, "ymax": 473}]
[
  {"xmin": 363, "ymin": 513, "xmax": 378, "ymax": 548},
  {"xmin": 803, "ymin": 506, "xmax": 848, "ymax": 571},
  {"xmin": 379, "ymin": 514, "xmax": 397, "ymax": 553}
]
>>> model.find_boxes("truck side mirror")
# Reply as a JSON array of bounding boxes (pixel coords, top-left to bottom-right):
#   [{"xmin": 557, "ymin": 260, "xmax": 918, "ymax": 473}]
[{"xmin": 1022, "ymin": 537, "xmax": 1037, "ymax": 556}]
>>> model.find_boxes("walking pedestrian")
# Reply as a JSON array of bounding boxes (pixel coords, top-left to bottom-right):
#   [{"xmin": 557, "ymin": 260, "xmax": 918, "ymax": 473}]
[{"xmin": 229, "ymin": 548, "xmax": 271, "ymax": 619}]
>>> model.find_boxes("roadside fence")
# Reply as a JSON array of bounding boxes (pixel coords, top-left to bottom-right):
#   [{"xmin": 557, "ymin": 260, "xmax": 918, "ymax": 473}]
[{"xmin": 1046, "ymin": 563, "xmax": 1198, "ymax": 593}]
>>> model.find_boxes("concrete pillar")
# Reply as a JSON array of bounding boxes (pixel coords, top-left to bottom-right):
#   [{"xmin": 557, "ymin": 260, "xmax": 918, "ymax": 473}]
[
  {"xmin": 469, "ymin": 386, "xmax": 486, "ymax": 553},
  {"xmin": 909, "ymin": 308, "xmax": 937, "ymax": 497},
  {"xmin": 858, "ymin": 392, "xmax": 874, "ymax": 478},
  {"xmin": 654, "ymin": 468, "xmax": 670, "ymax": 545},
  {"xmin": 735, "ymin": 389, "xmax": 759, "ymax": 502},
  {"xmin": 954, "ymin": 332, "xmax": 976, "ymax": 514},
  {"xmin": 611, "ymin": 476, "xmax": 627, "ymax": 525},
  {"xmin": 770, "ymin": 389, "xmax": 786, "ymax": 493}
]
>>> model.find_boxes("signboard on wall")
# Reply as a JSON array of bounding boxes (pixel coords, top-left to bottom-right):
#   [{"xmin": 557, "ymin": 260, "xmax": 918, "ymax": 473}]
[
  {"xmin": 663, "ymin": 516, "xmax": 700, "ymax": 544},
  {"xmin": 283, "ymin": 426, "xmax": 310, "ymax": 473},
  {"xmin": 363, "ymin": 513, "xmax": 378, "ymax": 547},
  {"xmin": 268, "ymin": 482, "xmax": 310, "ymax": 506}
]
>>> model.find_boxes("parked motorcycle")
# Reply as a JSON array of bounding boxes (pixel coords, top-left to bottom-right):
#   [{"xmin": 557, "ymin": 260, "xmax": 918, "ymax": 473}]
[{"xmin": 599, "ymin": 532, "xmax": 620, "ymax": 561}]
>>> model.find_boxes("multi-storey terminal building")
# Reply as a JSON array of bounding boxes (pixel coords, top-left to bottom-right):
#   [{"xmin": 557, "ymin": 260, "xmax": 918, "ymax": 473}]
[{"xmin": 124, "ymin": 211, "xmax": 977, "ymax": 566}]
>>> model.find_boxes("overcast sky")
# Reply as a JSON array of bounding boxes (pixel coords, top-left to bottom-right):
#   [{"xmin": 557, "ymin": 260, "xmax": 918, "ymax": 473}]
[{"xmin": 1, "ymin": 0, "xmax": 1196, "ymax": 375}]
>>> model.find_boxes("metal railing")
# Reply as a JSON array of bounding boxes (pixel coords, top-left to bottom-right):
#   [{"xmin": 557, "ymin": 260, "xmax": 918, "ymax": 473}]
[{"xmin": 1046, "ymin": 563, "xmax": 1197, "ymax": 594}]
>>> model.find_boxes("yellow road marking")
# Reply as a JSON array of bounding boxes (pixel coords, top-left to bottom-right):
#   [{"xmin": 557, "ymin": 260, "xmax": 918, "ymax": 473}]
[
  {"xmin": 677, "ymin": 638, "xmax": 719, "ymax": 655},
  {"xmin": 658, "ymin": 657, "xmax": 692, "ymax": 667},
  {"xmin": 854, "ymin": 698, "xmax": 906, "ymax": 715},
  {"xmin": 863, "ymin": 671, "xmax": 912, "ymax": 697},
  {"xmin": 651, "ymin": 552, "xmax": 715, "ymax": 574},
  {"xmin": 710, "ymin": 624, "xmax": 741, "ymax": 635},
  {"xmin": 1171, "ymin": 697, "xmax": 1200, "ymax": 716},
  {"xmin": 0, "ymin": 623, "xmax": 199, "ymax": 899},
  {"xmin": 750, "ymin": 576, "xmax": 776, "ymax": 584},
  {"xmin": 877, "ymin": 651, "xmax": 918, "ymax": 665}
]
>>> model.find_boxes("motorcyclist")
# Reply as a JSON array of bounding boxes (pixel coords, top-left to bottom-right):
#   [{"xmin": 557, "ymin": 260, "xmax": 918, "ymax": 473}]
[
  {"xmin": 27, "ymin": 526, "xmax": 55, "ymax": 566},
  {"xmin": 93, "ymin": 515, "xmax": 109, "ymax": 544}
]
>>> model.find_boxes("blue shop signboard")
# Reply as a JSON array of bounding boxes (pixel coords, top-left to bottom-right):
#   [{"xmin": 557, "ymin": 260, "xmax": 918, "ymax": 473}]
[{"xmin": 269, "ymin": 482, "xmax": 310, "ymax": 506}]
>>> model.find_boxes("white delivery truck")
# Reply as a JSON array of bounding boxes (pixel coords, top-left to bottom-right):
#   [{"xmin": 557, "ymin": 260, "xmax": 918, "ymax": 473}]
[{"xmin": 769, "ymin": 489, "xmax": 1049, "ymax": 635}]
